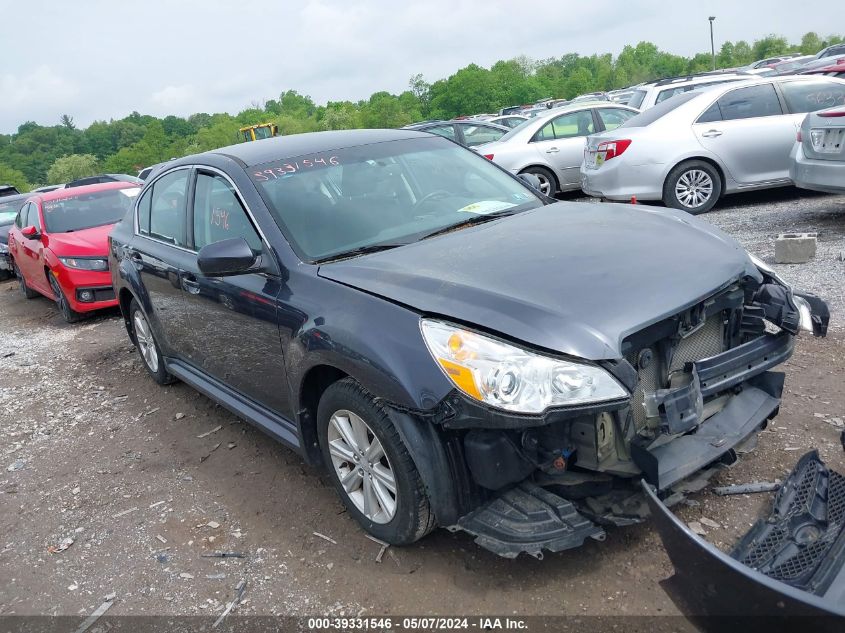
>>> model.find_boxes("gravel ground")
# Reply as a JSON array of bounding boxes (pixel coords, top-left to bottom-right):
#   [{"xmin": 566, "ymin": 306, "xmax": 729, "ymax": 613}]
[{"xmin": 1, "ymin": 188, "xmax": 844, "ymax": 624}]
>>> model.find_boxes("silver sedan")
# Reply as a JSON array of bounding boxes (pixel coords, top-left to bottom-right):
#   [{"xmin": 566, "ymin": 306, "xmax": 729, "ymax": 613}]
[
  {"xmin": 790, "ymin": 105, "xmax": 845, "ymax": 193},
  {"xmin": 582, "ymin": 76, "xmax": 845, "ymax": 214},
  {"xmin": 477, "ymin": 102, "xmax": 639, "ymax": 196}
]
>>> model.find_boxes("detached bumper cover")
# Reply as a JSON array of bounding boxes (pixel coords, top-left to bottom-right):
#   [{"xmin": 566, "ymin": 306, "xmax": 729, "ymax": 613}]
[{"xmin": 644, "ymin": 450, "xmax": 845, "ymax": 628}]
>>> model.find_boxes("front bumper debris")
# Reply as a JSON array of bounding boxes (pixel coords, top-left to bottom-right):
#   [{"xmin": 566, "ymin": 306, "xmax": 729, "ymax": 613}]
[
  {"xmin": 453, "ymin": 482, "xmax": 605, "ymax": 559},
  {"xmin": 644, "ymin": 450, "xmax": 845, "ymax": 629}
]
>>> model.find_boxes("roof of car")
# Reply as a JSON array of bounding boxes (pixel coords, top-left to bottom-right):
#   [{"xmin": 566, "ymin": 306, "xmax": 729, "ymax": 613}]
[
  {"xmin": 208, "ymin": 129, "xmax": 433, "ymax": 167},
  {"xmin": 30, "ymin": 180, "xmax": 140, "ymax": 203},
  {"xmin": 0, "ymin": 192, "xmax": 29, "ymax": 206}
]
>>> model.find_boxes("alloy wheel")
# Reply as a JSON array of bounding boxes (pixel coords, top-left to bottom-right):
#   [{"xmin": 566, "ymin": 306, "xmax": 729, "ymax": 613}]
[
  {"xmin": 133, "ymin": 310, "xmax": 159, "ymax": 373},
  {"xmin": 675, "ymin": 169, "xmax": 714, "ymax": 209},
  {"xmin": 533, "ymin": 173, "xmax": 552, "ymax": 196},
  {"xmin": 327, "ymin": 409, "xmax": 397, "ymax": 524}
]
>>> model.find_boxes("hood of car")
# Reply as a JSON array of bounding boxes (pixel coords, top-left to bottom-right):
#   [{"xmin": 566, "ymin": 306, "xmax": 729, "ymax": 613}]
[
  {"xmin": 45, "ymin": 223, "xmax": 114, "ymax": 256},
  {"xmin": 318, "ymin": 201, "xmax": 755, "ymax": 360}
]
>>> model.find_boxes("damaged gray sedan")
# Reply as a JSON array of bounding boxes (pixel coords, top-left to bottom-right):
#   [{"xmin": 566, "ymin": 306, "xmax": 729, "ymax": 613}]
[{"xmin": 109, "ymin": 131, "xmax": 829, "ymax": 571}]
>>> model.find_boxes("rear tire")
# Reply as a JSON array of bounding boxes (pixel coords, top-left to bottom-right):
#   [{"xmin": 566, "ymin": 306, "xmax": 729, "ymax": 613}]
[
  {"xmin": 48, "ymin": 272, "xmax": 84, "ymax": 323},
  {"xmin": 663, "ymin": 160, "xmax": 722, "ymax": 215},
  {"xmin": 129, "ymin": 299, "xmax": 175, "ymax": 385},
  {"xmin": 317, "ymin": 378, "xmax": 435, "ymax": 545},
  {"xmin": 15, "ymin": 262, "xmax": 38, "ymax": 299},
  {"xmin": 519, "ymin": 166, "xmax": 558, "ymax": 197}
]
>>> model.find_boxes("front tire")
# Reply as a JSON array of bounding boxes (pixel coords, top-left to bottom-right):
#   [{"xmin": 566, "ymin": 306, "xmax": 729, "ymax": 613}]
[
  {"xmin": 663, "ymin": 160, "xmax": 722, "ymax": 215},
  {"xmin": 129, "ymin": 299, "xmax": 174, "ymax": 385},
  {"xmin": 519, "ymin": 166, "xmax": 558, "ymax": 197},
  {"xmin": 317, "ymin": 378, "xmax": 435, "ymax": 545},
  {"xmin": 15, "ymin": 262, "xmax": 38, "ymax": 299},
  {"xmin": 48, "ymin": 272, "xmax": 84, "ymax": 323}
]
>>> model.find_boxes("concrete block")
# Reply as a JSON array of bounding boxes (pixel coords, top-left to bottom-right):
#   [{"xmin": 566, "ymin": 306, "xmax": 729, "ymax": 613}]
[{"xmin": 775, "ymin": 232, "xmax": 817, "ymax": 264}]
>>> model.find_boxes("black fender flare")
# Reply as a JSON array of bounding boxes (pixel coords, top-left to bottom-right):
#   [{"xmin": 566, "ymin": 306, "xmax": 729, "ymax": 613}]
[{"xmin": 385, "ymin": 408, "xmax": 460, "ymax": 527}]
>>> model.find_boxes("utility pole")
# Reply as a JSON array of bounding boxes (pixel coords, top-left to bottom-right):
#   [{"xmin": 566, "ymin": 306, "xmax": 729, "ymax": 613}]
[{"xmin": 709, "ymin": 16, "xmax": 716, "ymax": 70}]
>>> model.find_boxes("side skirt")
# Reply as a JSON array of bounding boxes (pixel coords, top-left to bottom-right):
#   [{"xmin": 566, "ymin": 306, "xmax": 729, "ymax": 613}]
[{"xmin": 165, "ymin": 358, "xmax": 301, "ymax": 453}]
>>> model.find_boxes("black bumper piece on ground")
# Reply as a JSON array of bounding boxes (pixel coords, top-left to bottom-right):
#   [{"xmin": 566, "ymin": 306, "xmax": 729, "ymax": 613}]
[
  {"xmin": 454, "ymin": 482, "xmax": 605, "ymax": 559},
  {"xmin": 644, "ymin": 450, "xmax": 845, "ymax": 631}
]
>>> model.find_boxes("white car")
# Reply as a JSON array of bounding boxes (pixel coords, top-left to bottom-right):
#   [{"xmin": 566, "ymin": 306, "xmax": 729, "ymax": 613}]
[
  {"xmin": 582, "ymin": 75, "xmax": 845, "ymax": 214},
  {"xmin": 478, "ymin": 102, "xmax": 639, "ymax": 196},
  {"xmin": 627, "ymin": 72, "xmax": 749, "ymax": 110}
]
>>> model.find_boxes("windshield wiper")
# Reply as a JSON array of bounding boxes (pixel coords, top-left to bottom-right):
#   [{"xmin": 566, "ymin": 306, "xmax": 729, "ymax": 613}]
[
  {"xmin": 315, "ymin": 242, "xmax": 409, "ymax": 263},
  {"xmin": 417, "ymin": 208, "xmax": 521, "ymax": 242}
]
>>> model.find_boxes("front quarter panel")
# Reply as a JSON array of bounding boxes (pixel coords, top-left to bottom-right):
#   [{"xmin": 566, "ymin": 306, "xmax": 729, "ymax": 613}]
[{"xmin": 284, "ymin": 268, "xmax": 454, "ymax": 413}]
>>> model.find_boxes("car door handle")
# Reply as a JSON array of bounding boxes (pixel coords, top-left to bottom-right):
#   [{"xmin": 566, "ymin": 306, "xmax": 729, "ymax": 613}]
[
  {"xmin": 702, "ymin": 130, "xmax": 723, "ymax": 138},
  {"xmin": 182, "ymin": 275, "xmax": 201, "ymax": 295},
  {"xmin": 546, "ymin": 147, "xmax": 560, "ymax": 153}
]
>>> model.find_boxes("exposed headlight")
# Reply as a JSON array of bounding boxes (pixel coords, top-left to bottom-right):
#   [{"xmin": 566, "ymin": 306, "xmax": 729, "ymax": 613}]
[
  {"xmin": 420, "ymin": 319, "xmax": 628, "ymax": 414},
  {"xmin": 58, "ymin": 257, "xmax": 108, "ymax": 271},
  {"xmin": 792, "ymin": 296, "xmax": 814, "ymax": 332},
  {"xmin": 0, "ymin": 243, "xmax": 8, "ymax": 254},
  {"xmin": 748, "ymin": 252, "xmax": 790, "ymax": 288}
]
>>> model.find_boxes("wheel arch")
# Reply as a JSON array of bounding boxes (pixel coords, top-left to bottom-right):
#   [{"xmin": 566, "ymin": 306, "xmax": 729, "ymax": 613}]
[
  {"xmin": 297, "ymin": 362, "xmax": 460, "ymax": 525},
  {"xmin": 665, "ymin": 156, "xmax": 727, "ymax": 199}
]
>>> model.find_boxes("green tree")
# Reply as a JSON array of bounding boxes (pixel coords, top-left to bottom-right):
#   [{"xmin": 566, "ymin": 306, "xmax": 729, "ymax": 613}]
[
  {"xmin": 0, "ymin": 162, "xmax": 31, "ymax": 192},
  {"xmin": 46, "ymin": 154, "xmax": 99, "ymax": 184}
]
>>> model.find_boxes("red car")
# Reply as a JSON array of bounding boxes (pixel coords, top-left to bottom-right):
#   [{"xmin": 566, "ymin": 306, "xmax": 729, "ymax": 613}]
[{"xmin": 8, "ymin": 182, "xmax": 140, "ymax": 322}]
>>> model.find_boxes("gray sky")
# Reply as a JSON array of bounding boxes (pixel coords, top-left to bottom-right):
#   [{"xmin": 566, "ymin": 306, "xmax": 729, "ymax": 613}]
[{"xmin": 1, "ymin": 0, "xmax": 843, "ymax": 133}]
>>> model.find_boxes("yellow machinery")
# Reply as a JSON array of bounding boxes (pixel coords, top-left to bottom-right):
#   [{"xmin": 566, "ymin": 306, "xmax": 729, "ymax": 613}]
[{"xmin": 239, "ymin": 123, "xmax": 279, "ymax": 142}]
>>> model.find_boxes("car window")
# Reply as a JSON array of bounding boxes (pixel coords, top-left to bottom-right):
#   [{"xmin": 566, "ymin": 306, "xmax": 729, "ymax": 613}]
[
  {"xmin": 627, "ymin": 89, "xmax": 647, "ymax": 109},
  {"xmin": 620, "ymin": 91, "xmax": 700, "ymax": 128},
  {"xmin": 421, "ymin": 125, "xmax": 456, "ymax": 141},
  {"xmin": 532, "ymin": 111, "xmax": 594, "ymax": 142},
  {"xmin": 147, "ymin": 170, "xmax": 189, "ymax": 246},
  {"xmin": 780, "ymin": 80, "xmax": 845, "ymax": 114},
  {"xmin": 250, "ymin": 136, "xmax": 542, "ymax": 262},
  {"xmin": 30, "ymin": 203, "xmax": 42, "ymax": 231},
  {"xmin": 597, "ymin": 108, "xmax": 636, "ymax": 131},
  {"xmin": 460, "ymin": 124, "xmax": 506, "ymax": 147},
  {"xmin": 715, "ymin": 84, "xmax": 783, "ymax": 120},
  {"xmin": 193, "ymin": 172, "xmax": 262, "ymax": 252},
  {"xmin": 42, "ymin": 188, "xmax": 138, "ymax": 233},
  {"xmin": 137, "ymin": 187, "xmax": 152, "ymax": 235},
  {"xmin": 697, "ymin": 101, "xmax": 723, "ymax": 123}
]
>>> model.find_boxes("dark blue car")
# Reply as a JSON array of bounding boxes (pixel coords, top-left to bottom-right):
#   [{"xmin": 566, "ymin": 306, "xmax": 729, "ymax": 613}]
[{"xmin": 109, "ymin": 129, "xmax": 828, "ymax": 560}]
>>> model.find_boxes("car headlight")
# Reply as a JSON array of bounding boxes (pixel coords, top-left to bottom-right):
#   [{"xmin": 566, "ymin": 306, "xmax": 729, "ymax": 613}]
[
  {"xmin": 58, "ymin": 257, "xmax": 108, "ymax": 271},
  {"xmin": 420, "ymin": 319, "xmax": 628, "ymax": 414},
  {"xmin": 0, "ymin": 243, "xmax": 8, "ymax": 254},
  {"xmin": 748, "ymin": 252, "xmax": 789, "ymax": 288}
]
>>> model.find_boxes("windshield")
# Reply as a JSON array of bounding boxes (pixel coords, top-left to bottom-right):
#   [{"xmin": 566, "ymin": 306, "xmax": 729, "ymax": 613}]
[
  {"xmin": 620, "ymin": 91, "xmax": 700, "ymax": 128},
  {"xmin": 250, "ymin": 136, "xmax": 542, "ymax": 262},
  {"xmin": 42, "ymin": 187, "xmax": 140, "ymax": 233}
]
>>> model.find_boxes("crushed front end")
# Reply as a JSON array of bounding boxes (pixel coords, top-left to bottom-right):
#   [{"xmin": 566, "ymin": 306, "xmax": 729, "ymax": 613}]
[{"xmin": 416, "ymin": 266, "xmax": 829, "ymax": 559}]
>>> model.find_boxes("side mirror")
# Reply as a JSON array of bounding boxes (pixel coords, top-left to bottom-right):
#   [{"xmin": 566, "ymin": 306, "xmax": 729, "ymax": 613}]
[
  {"xmin": 21, "ymin": 225, "xmax": 40, "ymax": 239},
  {"xmin": 518, "ymin": 173, "xmax": 542, "ymax": 191},
  {"xmin": 197, "ymin": 237, "xmax": 259, "ymax": 277}
]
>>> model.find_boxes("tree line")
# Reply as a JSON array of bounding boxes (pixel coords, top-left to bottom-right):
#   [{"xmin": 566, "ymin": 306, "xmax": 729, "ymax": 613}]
[{"xmin": 1, "ymin": 31, "xmax": 841, "ymax": 191}]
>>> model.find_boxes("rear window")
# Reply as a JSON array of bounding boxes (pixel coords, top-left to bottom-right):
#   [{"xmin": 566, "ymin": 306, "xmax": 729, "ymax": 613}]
[
  {"xmin": 620, "ymin": 91, "xmax": 700, "ymax": 128},
  {"xmin": 780, "ymin": 80, "xmax": 845, "ymax": 114},
  {"xmin": 42, "ymin": 187, "xmax": 140, "ymax": 233},
  {"xmin": 0, "ymin": 210, "xmax": 17, "ymax": 226},
  {"xmin": 627, "ymin": 89, "xmax": 647, "ymax": 109}
]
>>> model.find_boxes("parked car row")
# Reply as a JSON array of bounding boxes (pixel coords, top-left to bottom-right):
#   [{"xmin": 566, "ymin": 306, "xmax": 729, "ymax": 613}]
[{"xmin": 469, "ymin": 75, "xmax": 845, "ymax": 213}]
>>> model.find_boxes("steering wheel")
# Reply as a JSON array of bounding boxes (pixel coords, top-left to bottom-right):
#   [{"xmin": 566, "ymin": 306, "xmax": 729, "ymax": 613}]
[{"xmin": 412, "ymin": 190, "xmax": 452, "ymax": 212}]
